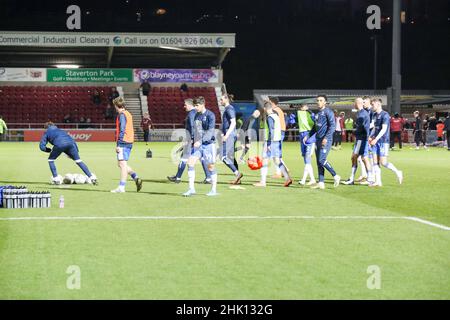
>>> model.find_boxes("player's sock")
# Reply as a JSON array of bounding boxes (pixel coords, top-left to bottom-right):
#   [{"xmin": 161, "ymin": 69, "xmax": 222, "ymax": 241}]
[
  {"xmin": 130, "ymin": 172, "xmax": 138, "ymax": 181},
  {"xmin": 323, "ymin": 161, "xmax": 337, "ymax": 177},
  {"xmin": 373, "ymin": 165, "xmax": 382, "ymax": 185},
  {"xmin": 48, "ymin": 160, "xmax": 58, "ymax": 177},
  {"xmin": 279, "ymin": 162, "xmax": 290, "ymax": 181},
  {"xmin": 201, "ymin": 159, "xmax": 211, "ymax": 180},
  {"xmin": 188, "ymin": 167, "xmax": 195, "ymax": 192},
  {"xmin": 210, "ymin": 171, "xmax": 217, "ymax": 193},
  {"xmin": 175, "ymin": 160, "xmax": 187, "ymax": 179},
  {"xmin": 119, "ymin": 181, "xmax": 126, "ymax": 190},
  {"xmin": 367, "ymin": 169, "xmax": 374, "ymax": 183},
  {"xmin": 349, "ymin": 165, "xmax": 357, "ymax": 181},
  {"xmin": 75, "ymin": 160, "xmax": 92, "ymax": 177},
  {"xmin": 261, "ymin": 165, "xmax": 268, "ymax": 184},
  {"xmin": 301, "ymin": 165, "xmax": 308, "ymax": 183},
  {"xmin": 358, "ymin": 157, "xmax": 367, "ymax": 177},
  {"xmin": 234, "ymin": 158, "xmax": 239, "ymax": 171},
  {"xmin": 383, "ymin": 162, "xmax": 400, "ymax": 175},
  {"xmin": 306, "ymin": 164, "xmax": 315, "ymax": 182}
]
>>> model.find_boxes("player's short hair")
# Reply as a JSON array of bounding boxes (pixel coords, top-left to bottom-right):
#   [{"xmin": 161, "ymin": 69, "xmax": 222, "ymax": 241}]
[
  {"xmin": 184, "ymin": 98, "xmax": 194, "ymax": 106},
  {"xmin": 268, "ymin": 96, "xmax": 279, "ymax": 104},
  {"xmin": 371, "ymin": 98, "xmax": 382, "ymax": 104},
  {"xmin": 317, "ymin": 94, "xmax": 328, "ymax": 102},
  {"xmin": 45, "ymin": 121, "xmax": 55, "ymax": 128},
  {"xmin": 113, "ymin": 96, "xmax": 126, "ymax": 108},
  {"xmin": 263, "ymin": 101, "xmax": 272, "ymax": 109},
  {"xmin": 193, "ymin": 96, "xmax": 205, "ymax": 105},
  {"xmin": 362, "ymin": 96, "xmax": 371, "ymax": 100},
  {"xmin": 222, "ymin": 93, "xmax": 234, "ymax": 103}
]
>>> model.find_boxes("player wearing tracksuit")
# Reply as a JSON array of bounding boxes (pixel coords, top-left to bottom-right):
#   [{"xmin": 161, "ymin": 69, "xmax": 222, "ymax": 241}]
[
  {"xmin": 297, "ymin": 104, "xmax": 316, "ymax": 186},
  {"xmin": 183, "ymin": 96, "xmax": 218, "ymax": 197},
  {"xmin": 342, "ymin": 98, "xmax": 373, "ymax": 185},
  {"xmin": 39, "ymin": 122, "xmax": 97, "ymax": 185},
  {"xmin": 254, "ymin": 101, "xmax": 292, "ymax": 187},
  {"xmin": 111, "ymin": 96, "xmax": 142, "ymax": 193},
  {"xmin": 369, "ymin": 98, "xmax": 403, "ymax": 187},
  {"xmin": 167, "ymin": 99, "xmax": 211, "ymax": 184},
  {"xmin": 306, "ymin": 95, "xmax": 340, "ymax": 189},
  {"xmin": 219, "ymin": 94, "xmax": 243, "ymax": 185}
]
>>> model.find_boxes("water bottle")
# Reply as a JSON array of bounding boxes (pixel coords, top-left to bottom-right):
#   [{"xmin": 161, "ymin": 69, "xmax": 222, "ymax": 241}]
[{"xmin": 59, "ymin": 195, "xmax": 64, "ymax": 209}]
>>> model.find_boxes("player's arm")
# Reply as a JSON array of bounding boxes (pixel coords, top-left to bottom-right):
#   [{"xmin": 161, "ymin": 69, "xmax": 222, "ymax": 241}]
[
  {"xmin": 266, "ymin": 116, "xmax": 274, "ymax": 148},
  {"xmin": 371, "ymin": 115, "xmax": 389, "ymax": 145},
  {"xmin": 202, "ymin": 112, "xmax": 216, "ymax": 144},
  {"xmin": 323, "ymin": 109, "xmax": 335, "ymax": 145},
  {"xmin": 118, "ymin": 113, "xmax": 126, "ymax": 146},
  {"xmin": 224, "ymin": 109, "xmax": 236, "ymax": 141},
  {"xmin": 39, "ymin": 132, "xmax": 51, "ymax": 153}
]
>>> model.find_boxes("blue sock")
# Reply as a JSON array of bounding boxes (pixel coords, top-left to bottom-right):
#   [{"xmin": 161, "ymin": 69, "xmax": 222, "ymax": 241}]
[
  {"xmin": 119, "ymin": 181, "xmax": 126, "ymax": 187},
  {"xmin": 278, "ymin": 162, "xmax": 289, "ymax": 179},
  {"xmin": 323, "ymin": 161, "xmax": 337, "ymax": 176},
  {"xmin": 76, "ymin": 161, "xmax": 92, "ymax": 177},
  {"xmin": 223, "ymin": 158, "xmax": 238, "ymax": 174},
  {"xmin": 176, "ymin": 160, "xmax": 187, "ymax": 179},
  {"xmin": 130, "ymin": 172, "xmax": 138, "ymax": 180},
  {"xmin": 49, "ymin": 161, "xmax": 58, "ymax": 177}
]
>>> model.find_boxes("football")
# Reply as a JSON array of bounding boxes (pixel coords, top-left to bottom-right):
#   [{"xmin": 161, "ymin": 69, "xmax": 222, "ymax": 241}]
[{"xmin": 247, "ymin": 156, "xmax": 263, "ymax": 170}]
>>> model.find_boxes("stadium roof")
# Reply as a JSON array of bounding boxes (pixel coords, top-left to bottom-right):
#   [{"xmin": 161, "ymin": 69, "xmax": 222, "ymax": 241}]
[{"xmin": 0, "ymin": 31, "xmax": 235, "ymax": 68}]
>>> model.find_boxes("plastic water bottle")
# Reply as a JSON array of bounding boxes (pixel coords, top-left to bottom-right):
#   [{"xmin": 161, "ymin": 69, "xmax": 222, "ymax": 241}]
[{"xmin": 59, "ymin": 195, "xmax": 64, "ymax": 209}]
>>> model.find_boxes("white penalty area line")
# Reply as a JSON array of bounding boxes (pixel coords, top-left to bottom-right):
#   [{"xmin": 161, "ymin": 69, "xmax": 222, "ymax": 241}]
[{"xmin": 0, "ymin": 215, "xmax": 449, "ymax": 231}]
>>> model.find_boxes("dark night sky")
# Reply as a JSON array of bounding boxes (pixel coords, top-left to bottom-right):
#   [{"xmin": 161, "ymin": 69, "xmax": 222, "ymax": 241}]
[{"xmin": 0, "ymin": 0, "xmax": 449, "ymax": 99}]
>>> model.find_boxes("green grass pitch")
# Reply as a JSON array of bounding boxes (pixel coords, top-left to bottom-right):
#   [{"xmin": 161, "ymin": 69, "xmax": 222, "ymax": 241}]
[{"xmin": 0, "ymin": 141, "xmax": 449, "ymax": 299}]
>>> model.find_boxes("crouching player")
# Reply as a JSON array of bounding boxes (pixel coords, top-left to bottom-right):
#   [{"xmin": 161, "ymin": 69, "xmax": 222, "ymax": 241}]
[
  {"xmin": 254, "ymin": 102, "xmax": 292, "ymax": 187},
  {"xmin": 39, "ymin": 122, "xmax": 97, "ymax": 185},
  {"xmin": 111, "ymin": 96, "xmax": 142, "ymax": 193},
  {"xmin": 342, "ymin": 98, "xmax": 373, "ymax": 185},
  {"xmin": 369, "ymin": 98, "xmax": 403, "ymax": 187},
  {"xmin": 183, "ymin": 97, "xmax": 218, "ymax": 197}
]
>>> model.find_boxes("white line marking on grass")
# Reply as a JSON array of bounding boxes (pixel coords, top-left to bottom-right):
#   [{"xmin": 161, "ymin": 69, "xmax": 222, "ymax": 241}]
[{"xmin": 0, "ymin": 215, "xmax": 448, "ymax": 231}]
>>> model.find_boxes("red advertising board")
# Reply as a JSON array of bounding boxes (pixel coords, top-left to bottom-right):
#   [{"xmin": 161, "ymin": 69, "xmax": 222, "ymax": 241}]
[{"xmin": 24, "ymin": 130, "xmax": 115, "ymax": 142}]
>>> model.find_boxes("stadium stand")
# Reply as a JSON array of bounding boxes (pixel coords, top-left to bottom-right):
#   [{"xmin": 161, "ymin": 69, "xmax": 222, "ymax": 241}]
[
  {"xmin": 146, "ymin": 86, "xmax": 220, "ymax": 126},
  {"xmin": 0, "ymin": 86, "xmax": 115, "ymax": 128}
]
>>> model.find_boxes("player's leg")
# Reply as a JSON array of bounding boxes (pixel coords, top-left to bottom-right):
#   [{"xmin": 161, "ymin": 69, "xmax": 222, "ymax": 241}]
[
  {"xmin": 320, "ymin": 140, "xmax": 340, "ymax": 187},
  {"xmin": 311, "ymin": 141, "xmax": 325, "ymax": 189},
  {"xmin": 222, "ymin": 136, "xmax": 243, "ymax": 184},
  {"xmin": 200, "ymin": 157, "xmax": 212, "ymax": 184},
  {"xmin": 183, "ymin": 146, "xmax": 201, "ymax": 196},
  {"xmin": 273, "ymin": 155, "xmax": 292, "ymax": 187},
  {"xmin": 168, "ymin": 143, "xmax": 190, "ymax": 183},
  {"xmin": 273, "ymin": 132, "xmax": 284, "ymax": 178},
  {"xmin": 254, "ymin": 143, "xmax": 269, "ymax": 187},
  {"xmin": 370, "ymin": 144, "xmax": 382, "ymax": 187},
  {"xmin": 204, "ymin": 144, "xmax": 218, "ymax": 196},
  {"xmin": 299, "ymin": 137, "xmax": 308, "ymax": 185},
  {"xmin": 111, "ymin": 159, "xmax": 128, "ymax": 193},
  {"xmin": 48, "ymin": 147, "xmax": 63, "ymax": 184},
  {"xmin": 379, "ymin": 144, "xmax": 403, "ymax": 184},
  {"xmin": 66, "ymin": 144, "xmax": 97, "ymax": 184}
]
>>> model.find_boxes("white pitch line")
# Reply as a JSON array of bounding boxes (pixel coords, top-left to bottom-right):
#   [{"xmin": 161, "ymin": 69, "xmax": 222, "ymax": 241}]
[{"xmin": 0, "ymin": 215, "xmax": 448, "ymax": 231}]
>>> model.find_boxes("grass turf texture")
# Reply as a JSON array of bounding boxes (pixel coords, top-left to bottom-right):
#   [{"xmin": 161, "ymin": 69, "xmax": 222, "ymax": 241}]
[{"xmin": 0, "ymin": 141, "xmax": 449, "ymax": 299}]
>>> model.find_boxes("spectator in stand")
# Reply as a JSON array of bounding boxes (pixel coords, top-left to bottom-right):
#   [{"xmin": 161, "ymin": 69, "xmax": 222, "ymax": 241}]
[
  {"xmin": 0, "ymin": 115, "xmax": 7, "ymax": 142},
  {"xmin": 180, "ymin": 83, "xmax": 188, "ymax": 92},
  {"xmin": 332, "ymin": 111, "xmax": 344, "ymax": 150},
  {"xmin": 108, "ymin": 87, "xmax": 120, "ymax": 103},
  {"xmin": 390, "ymin": 113, "xmax": 405, "ymax": 150},
  {"xmin": 85, "ymin": 118, "xmax": 93, "ymax": 129},
  {"xmin": 444, "ymin": 114, "xmax": 450, "ymax": 151},
  {"xmin": 92, "ymin": 89, "xmax": 102, "ymax": 106},
  {"xmin": 105, "ymin": 103, "xmax": 114, "ymax": 120},
  {"xmin": 140, "ymin": 81, "xmax": 151, "ymax": 96},
  {"xmin": 428, "ymin": 115, "xmax": 437, "ymax": 131},
  {"xmin": 436, "ymin": 118, "xmax": 444, "ymax": 142},
  {"xmin": 413, "ymin": 111, "xmax": 427, "ymax": 150},
  {"xmin": 344, "ymin": 115, "xmax": 354, "ymax": 142},
  {"xmin": 79, "ymin": 116, "xmax": 86, "ymax": 129},
  {"xmin": 141, "ymin": 112, "xmax": 153, "ymax": 145},
  {"xmin": 63, "ymin": 114, "xmax": 73, "ymax": 123}
]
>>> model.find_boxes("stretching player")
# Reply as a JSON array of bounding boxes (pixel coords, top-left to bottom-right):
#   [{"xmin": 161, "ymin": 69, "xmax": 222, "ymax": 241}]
[
  {"xmin": 183, "ymin": 96, "xmax": 218, "ymax": 197},
  {"xmin": 111, "ymin": 97, "xmax": 142, "ymax": 193},
  {"xmin": 342, "ymin": 98, "xmax": 373, "ymax": 185},
  {"xmin": 307, "ymin": 95, "xmax": 340, "ymax": 189},
  {"xmin": 369, "ymin": 98, "xmax": 403, "ymax": 187},
  {"xmin": 39, "ymin": 122, "xmax": 97, "ymax": 185},
  {"xmin": 219, "ymin": 94, "xmax": 243, "ymax": 184},
  {"xmin": 236, "ymin": 109, "xmax": 260, "ymax": 162},
  {"xmin": 297, "ymin": 104, "xmax": 316, "ymax": 186},
  {"xmin": 254, "ymin": 102, "xmax": 292, "ymax": 187},
  {"xmin": 167, "ymin": 99, "xmax": 211, "ymax": 183}
]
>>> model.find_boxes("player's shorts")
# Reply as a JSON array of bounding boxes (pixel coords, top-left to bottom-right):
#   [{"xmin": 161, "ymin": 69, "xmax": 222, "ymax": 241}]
[
  {"xmin": 222, "ymin": 135, "xmax": 236, "ymax": 160},
  {"xmin": 299, "ymin": 131, "xmax": 315, "ymax": 157},
  {"xmin": 263, "ymin": 141, "xmax": 282, "ymax": 159},
  {"xmin": 117, "ymin": 144, "xmax": 133, "ymax": 161},
  {"xmin": 192, "ymin": 143, "xmax": 216, "ymax": 164},
  {"xmin": 373, "ymin": 142, "xmax": 389, "ymax": 157},
  {"xmin": 48, "ymin": 143, "xmax": 80, "ymax": 161},
  {"xmin": 353, "ymin": 139, "xmax": 369, "ymax": 157}
]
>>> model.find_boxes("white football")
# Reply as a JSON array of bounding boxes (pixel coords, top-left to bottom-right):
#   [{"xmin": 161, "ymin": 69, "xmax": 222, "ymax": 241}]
[
  {"xmin": 63, "ymin": 174, "xmax": 75, "ymax": 184},
  {"xmin": 74, "ymin": 174, "xmax": 88, "ymax": 184}
]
